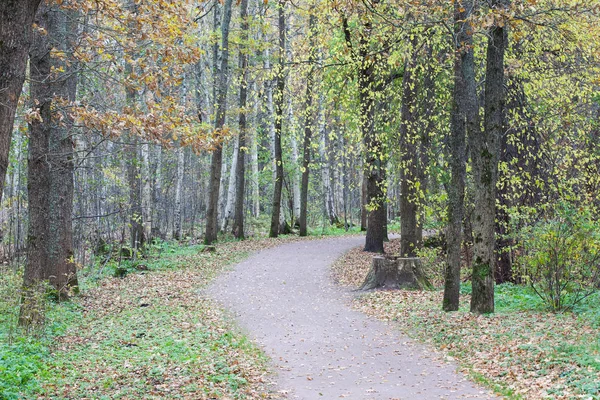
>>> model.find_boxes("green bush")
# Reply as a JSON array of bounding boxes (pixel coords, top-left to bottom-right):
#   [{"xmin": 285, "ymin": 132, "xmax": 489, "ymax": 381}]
[{"xmin": 517, "ymin": 202, "xmax": 600, "ymax": 311}]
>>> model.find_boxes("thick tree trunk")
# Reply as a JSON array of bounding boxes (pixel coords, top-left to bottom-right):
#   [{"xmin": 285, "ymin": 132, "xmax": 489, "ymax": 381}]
[
  {"xmin": 205, "ymin": 0, "xmax": 233, "ymax": 245},
  {"xmin": 0, "ymin": 0, "xmax": 42, "ymax": 208},
  {"xmin": 443, "ymin": 1, "xmax": 479, "ymax": 312},
  {"xmin": 360, "ymin": 256, "xmax": 431, "ymax": 291},
  {"xmin": 22, "ymin": 2, "xmax": 77, "ymax": 326},
  {"xmin": 470, "ymin": 0, "xmax": 509, "ymax": 314},
  {"xmin": 355, "ymin": 17, "xmax": 386, "ymax": 252},
  {"xmin": 269, "ymin": 0, "xmax": 286, "ymax": 238},
  {"xmin": 232, "ymin": 0, "xmax": 249, "ymax": 240},
  {"xmin": 399, "ymin": 47, "xmax": 419, "ymax": 257}
]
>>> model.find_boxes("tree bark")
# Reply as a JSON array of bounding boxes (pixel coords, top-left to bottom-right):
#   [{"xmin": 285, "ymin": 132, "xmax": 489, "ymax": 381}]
[
  {"xmin": 470, "ymin": 0, "xmax": 509, "ymax": 314},
  {"xmin": 232, "ymin": 0, "xmax": 249, "ymax": 239},
  {"xmin": 399, "ymin": 44, "xmax": 419, "ymax": 257},
  {"xmin": 205, "ymin": 0, "xmax": 233, "ymax": 245},
  {"xmin": 444, "ymin": 1, "xmax": 479, "ymax": 312},
  {"xmin": 221, "ymin": 139, "xmax": 238, "ymax": 231},
  {"xmin": 360, "ymin": 256, "xmax": 431, "ymax": 291},
  {"xmin": 0, "ymin": 0, "xmax": 43, "ymax": 207},
  {"xmin": 269, "ymin": 0, "xmax": 286, "ymax": 238},
  {"xmin": 359, "ymin": 36, "xmax": 385, "ymax": 253},
  {"xmin": 173, "ymin": 146, "xmax": 184, "ymax": 240},
  {"xmin": 299, "ymin": 13, "xmax": 317, "ymax": 237},
  {"xmin": 22, "ymin": 2, "xmax": 78, "ymax": 325}
]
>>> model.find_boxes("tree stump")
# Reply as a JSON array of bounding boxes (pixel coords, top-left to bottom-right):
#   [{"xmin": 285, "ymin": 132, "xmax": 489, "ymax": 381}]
[{"xmin": 359, "ymin": 255, "xmax": 431, "ymax": 291}]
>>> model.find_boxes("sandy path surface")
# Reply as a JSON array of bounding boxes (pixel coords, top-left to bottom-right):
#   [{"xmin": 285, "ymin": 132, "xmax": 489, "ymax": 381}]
[{"xmin": 208, "ymin": 236, "xmax": 498, "ymax": 400}]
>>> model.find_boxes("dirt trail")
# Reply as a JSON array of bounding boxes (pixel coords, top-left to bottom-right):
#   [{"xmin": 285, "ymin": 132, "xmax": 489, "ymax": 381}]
[{"xmin": 208, "ymin": 236, "xmax": 498, "ymax": 399}]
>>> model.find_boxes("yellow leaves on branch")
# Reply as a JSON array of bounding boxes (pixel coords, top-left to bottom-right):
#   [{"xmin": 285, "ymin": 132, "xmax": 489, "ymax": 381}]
[{"xmin": 55, "ymin": 0, "xmax": 208, "ymax": 146}]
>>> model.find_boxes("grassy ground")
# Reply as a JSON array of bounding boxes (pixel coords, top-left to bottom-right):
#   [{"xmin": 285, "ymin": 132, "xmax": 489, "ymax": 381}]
[
  {"xmin": 332, "ymin": 239, "xmax": 600, "ymax": 400},
  {"xmin": 0, "ymin": 236, "xmax": 309, "ymax": 400}
]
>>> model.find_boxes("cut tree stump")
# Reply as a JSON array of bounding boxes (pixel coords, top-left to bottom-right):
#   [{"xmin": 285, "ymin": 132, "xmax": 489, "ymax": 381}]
[{"xmin": 359, "ymin": 255, "xmax": 432, "ymax": 291}]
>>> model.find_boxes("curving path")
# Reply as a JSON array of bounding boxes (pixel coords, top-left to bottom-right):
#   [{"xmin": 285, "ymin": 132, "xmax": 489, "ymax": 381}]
[{"xmin": 207, "ymin": 236, "xmax": 498, "ymax": 400}]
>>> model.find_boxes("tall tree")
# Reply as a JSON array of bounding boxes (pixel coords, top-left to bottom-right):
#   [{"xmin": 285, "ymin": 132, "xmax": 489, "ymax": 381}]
[
  {"xmin": 399, "ymin": 39, "xmax": 420, "ymax": 257},
  {"xmin": 0, "ymin": 0, "xmax": 43, "ymax": 205},
  {"xmin": 269, "ymin": 0, "xmax": 286, "ymax": 238},
  {"xmin": 232, "ymin": 0, "xmax": 250, "ymax": 239},
  {"xmin": 173, "ymin": 146, "xmax": 185, "ymax": 240},
  {"xmin": 205, "ymin": 0, "xmax": 234, "ymax": 245},
  {"xmin": 22, "ymin": 1, "xmax": 79, "ymax": 325},
  {"xmin": 470, "ymin": 0, "xmax": 509, "ymax": 314},
  {"xmin": 299, "ymin": 10, "xmax": 317, "ymax": 237},
  {"xmin": 443, "ymin": 0, "xmax": 479, "ymax": 311},
  {"xmin": 356, "ymin": 13, "xmax": 386, "ymax": 253},
  {"xmin": 125, "ymin": 0, "xmax": 144, "ymax": 253}
]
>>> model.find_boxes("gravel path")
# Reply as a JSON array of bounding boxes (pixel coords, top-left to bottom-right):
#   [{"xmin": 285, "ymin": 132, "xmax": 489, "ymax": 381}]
[{"xmin": 208, "ymin": 236, "xmax": 498, "ymax": 400}]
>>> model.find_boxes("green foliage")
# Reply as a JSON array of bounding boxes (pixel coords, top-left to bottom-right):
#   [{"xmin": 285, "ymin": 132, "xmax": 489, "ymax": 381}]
[
  {"xmin": 415, "ymin": 245, "xmax": 445, "ymax": 287},
  {"xmin": 0, "ymin": 267, "xmax": 79, "ymax": 400},
  {"xmin": 517, "ymin": 202, "xmax": 600, "ymax": 311}
]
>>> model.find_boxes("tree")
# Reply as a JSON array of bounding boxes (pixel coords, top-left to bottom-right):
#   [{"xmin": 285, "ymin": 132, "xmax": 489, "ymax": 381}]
[
  {"xmin": 0, "ymin": 0, "xmax": 43, "ymax": 206},
  {"xmin": 269, "ymin": 0, "xmax": 286, "ymax": 238},
  {"xmin": 443, "ymin": 0, "xmax": 479, "ymax": 312},
  {"xmin": 232, "ymin": 0, "xmax": 250, "ymax": 240},
  {"xmin": 205, "ymin": 0, "xmax": 234, "ymax": 245},
  {"xmin": 470, "ymin": 0, "xmax": 509, "ymax": 314},
  {"xmin": 299, "ymin": 10, "xmax": 317, "ymax": 237},
  {"xmin": 21, "ymin": 1, "xmax": 79, "ymax": 325}
]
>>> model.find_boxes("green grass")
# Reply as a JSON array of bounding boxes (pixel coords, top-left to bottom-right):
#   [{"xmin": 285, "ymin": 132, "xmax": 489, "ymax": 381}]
[
  {"xmin": 0, "ymin": 240, "xmax": 276, "ymax": 400},
  {"xmin": 356, "ymin": 283, "xmax": 600, "ymax": 399}
]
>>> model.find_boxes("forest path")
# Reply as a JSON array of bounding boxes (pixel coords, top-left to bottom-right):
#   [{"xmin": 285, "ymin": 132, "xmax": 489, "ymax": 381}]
[{"xmin": 207, "ymin": 236, "xmax": 497, "ymax": 400}]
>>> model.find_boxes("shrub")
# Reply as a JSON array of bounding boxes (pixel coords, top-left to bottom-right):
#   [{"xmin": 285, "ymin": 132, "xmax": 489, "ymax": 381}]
[{"xmin": 517, "ymin": 202, "xmax": 600, "ymax": 311}]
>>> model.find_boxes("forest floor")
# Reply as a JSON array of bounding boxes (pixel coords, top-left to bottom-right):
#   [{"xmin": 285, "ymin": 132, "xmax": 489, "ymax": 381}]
[
  {"xmin": 2, "ymin": 235, "xmax": 598, "ymax": 399},
  {"xmin": 1, "ymin": 236, "xmax": 318, "ymax": 400},
  {"xmin": 208, "ymin": 236, "xmax": 496, "ymax": 399},
  {"xmin": 332, "ymin": 239, "xmax": 600, "ymax": 400}
]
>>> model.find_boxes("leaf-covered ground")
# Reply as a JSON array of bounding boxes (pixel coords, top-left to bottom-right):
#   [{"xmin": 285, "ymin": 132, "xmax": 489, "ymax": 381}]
[
  {"xmin": 332, "ymin": 239, "xmax": 600, "ymax": 400},
  {"xmin": 4, "ymin": 237, "xmax": 316, "ymax": 400}
]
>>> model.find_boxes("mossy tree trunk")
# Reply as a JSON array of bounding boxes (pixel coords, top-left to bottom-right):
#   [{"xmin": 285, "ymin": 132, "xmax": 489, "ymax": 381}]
[{"xmin": 470, "ymin": 0, "xmax": 509, "ymax": 314}]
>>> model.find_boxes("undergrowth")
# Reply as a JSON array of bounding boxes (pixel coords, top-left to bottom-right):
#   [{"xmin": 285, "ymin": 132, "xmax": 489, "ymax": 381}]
[
  {"xmin": 0, "ymin": 238, "xmax": 290, "ymax": 399},
  {"xmin": 333, "ymin": 239, "xmax": 600, "ymax": 400}
]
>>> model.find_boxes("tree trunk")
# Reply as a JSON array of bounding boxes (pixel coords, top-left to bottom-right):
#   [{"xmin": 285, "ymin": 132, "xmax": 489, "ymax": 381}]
[
  {"xmin": 0, "ymin": 0, "xmax": 43, "ymax": 208},
  {"xmin": 173, "ymin": 146, "xmax": 184, "ymax": 240},
  {"xmin": 269, "ymin": 0, "xmax": 286, "ymax": 238},
  {"xmin": 289, "ymin": 101, "xmax": 301, "ymax": 224},
  {"xmin": 299, "ymin": 13, "xmax": 316, "ymax": 237},
  {"xmin": 141, "ymin": 142, "xmax": 152, "ymax": 241},
  {"xmin": 127, "ymin": 138, "xmax": 144, "ymax": 251},
  {"xmin": 151, "ymin": 144, "xmax": 164, "ymax": 239},
  {"xmin": 318, "ymin": 98, "xmax": 339, "ymax": 226},
  {"xmin": 221, "ymin": 139, "xmax": 238, "ymax": 231},
  {"xmin": 443, "ymin": 0, "xmax": 479, "ymax": 312},
  {"xmin": 360, "ymin": 256, "xmax": 431, "ymax": 291},
  {"xmin": 360, "ymin": 171, "xmax": 368, "ymax": 231},
  {"xmin": 360, "ymin": 45, "xmax": 385, "ymax": 252},
  {"xmin": 399, "ymin": 45, "xmax": 419, "ymax": 257},
  {"xmin": 470, "ymin": 0, "xmax": 509, "ymax": 314},
  {"xmin": 22, "ymin": 2, "xmax": 77, "ymax": 326},
  {"xmin": 205, "ymin": 0, "xmax": 233, "ymax": 245},
  {"xmin": 232, "ymin": 0, "xmax": 249, "ymax": 239}
]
